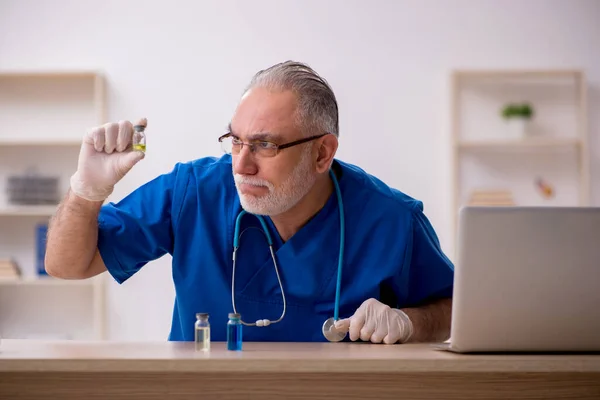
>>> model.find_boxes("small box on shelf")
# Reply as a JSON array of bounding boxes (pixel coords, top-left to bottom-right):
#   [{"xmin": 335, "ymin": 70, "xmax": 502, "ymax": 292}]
[{"xmin": 6, "ymin": 170, "xmax": 60, "ymax": 206}]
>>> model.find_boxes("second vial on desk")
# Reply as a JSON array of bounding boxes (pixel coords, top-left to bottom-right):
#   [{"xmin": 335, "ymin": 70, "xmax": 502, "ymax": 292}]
[
  {"xmin": 195, "ymin": 313, "xmax": 210, "ymax": 352},
  {"xmin": 227, "ymin": 313, "xmax": 242, "ymax": 351}
]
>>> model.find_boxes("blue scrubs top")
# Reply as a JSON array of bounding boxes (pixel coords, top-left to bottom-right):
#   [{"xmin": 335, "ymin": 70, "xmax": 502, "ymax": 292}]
[{"xmin": 97, "ymin": 155, "xmax": 454, "ymax": 342}]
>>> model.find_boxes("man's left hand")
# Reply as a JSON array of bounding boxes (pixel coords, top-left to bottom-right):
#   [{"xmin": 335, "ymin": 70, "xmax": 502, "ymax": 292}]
[{"xmin": 334, "ymin": 298, "xmax": 413, "ymax": 344}]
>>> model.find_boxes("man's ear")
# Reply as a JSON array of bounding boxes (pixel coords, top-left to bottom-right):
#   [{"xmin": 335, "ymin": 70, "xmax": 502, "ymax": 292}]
[{"xmin": 315, "ymin": 134, "xmax": 338, "ymax": 174}]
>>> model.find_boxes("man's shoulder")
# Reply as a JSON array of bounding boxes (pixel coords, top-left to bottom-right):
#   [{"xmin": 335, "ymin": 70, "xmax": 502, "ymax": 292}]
[
  {"xmin": 177, "ymin": 154, "xmax": 232, "ymax": 176},
  {"xmin": 132, "ymin": 155, "xmax": 234, "ymax": 211},
  {"xmin": 161, "ymin": 154, "xmax": 233, "ymax": 187},
  {"xmin": 336, "ymin": 159, "xmax": 424, "ymax": 215}
]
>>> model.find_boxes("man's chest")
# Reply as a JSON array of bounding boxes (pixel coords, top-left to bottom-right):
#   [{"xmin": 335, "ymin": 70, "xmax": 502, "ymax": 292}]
[{"xmin": 169, "ymin": 191, "xmax": 411, "ymax": 341}]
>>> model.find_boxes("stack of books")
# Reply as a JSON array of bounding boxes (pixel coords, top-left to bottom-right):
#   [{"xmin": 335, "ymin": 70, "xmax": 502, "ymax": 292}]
[
  {"xmin": 468, "ymin": 189, "xmax": 515, "ymax": 207},
  {"xmin": 0, "ymin": 258, "xmax": 21, "ymax": 280}
]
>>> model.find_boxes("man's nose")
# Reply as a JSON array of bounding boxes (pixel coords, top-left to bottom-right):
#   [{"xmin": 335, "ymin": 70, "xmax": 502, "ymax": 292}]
[{"xmin": 233, "ymin": 145, "xmax": 258, "ymax": 176}]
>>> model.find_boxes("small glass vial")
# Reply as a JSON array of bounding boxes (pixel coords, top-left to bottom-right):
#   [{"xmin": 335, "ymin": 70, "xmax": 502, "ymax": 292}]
[
  {"xmin": 195, "ymin": 313, "xmax": 210, "ymax": 352},
  {"xmin": 227, "ymin": 313, "xmax": 242, "ymax": 351},
  {"xmin": 132, "ymin": 118, "xmax": 147, "ymax": 152}
]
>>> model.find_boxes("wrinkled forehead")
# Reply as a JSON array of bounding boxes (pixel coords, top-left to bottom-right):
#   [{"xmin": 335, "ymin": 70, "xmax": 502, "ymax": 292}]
[{"xmin": 229, "ymin": 87, "xmax": 300, "ymax": 142}]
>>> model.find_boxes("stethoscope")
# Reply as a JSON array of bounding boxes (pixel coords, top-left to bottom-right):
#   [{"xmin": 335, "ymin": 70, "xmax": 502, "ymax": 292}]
[{"xmin": 231, "ymin": 169, "xmax": 348, "ymax": 342}]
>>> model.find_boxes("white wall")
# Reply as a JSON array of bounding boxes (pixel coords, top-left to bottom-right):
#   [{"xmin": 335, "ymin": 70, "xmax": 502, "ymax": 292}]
[{"xmin": 1, "ymin": 0, "xmax": 598, "ymax": 341}]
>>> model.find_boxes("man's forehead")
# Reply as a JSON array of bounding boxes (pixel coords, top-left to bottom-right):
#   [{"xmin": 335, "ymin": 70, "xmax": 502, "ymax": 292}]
[{"xmin": 229, "ymin": 88, "xmax": 299, "ymax": 140}]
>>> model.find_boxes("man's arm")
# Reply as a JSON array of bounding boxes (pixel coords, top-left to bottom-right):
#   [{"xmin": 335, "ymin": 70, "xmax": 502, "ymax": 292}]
[
  {"xmin": 45, "ymin": 190, "xmax": 107, "ymax": 279},
  {"xmin": 335, "ymin": 208, "xmax": 455, "ymax": 344},
  {"xmin": 45, "ymin": 119, "xmax": 145, "ymax": 279},
  {"xmin": 401, "ymin": 297, "xmax": 452, "ymax": 342}
]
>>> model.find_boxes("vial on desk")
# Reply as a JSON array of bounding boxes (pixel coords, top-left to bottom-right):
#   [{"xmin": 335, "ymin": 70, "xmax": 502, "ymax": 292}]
[
  {"xmin": 132, "ymin": 118, "xmax": 147, "ymax": 152},
  {"xmin": 227, "ymin": 313, "xmax": 242, "ymax": 351},
  {"xmin": 195, "ymin": 313, "xmax": 210, "ymax": 352}
]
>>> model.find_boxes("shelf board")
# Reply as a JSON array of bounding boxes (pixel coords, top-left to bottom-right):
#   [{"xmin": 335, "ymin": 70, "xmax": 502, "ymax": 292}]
[
  {"xmin": 0, "ymin": 205, "xmax": 57, "ymax": 217},
  {"xmin": 0, "ymin": 276, "xmax": 94, "ymax": 286},
  {"xmin": 453, "ymin": 69, "xmax": 582, "ymax": 79},
  {"xmin": 0, "ymin": 70, "xmax": 100, "ymax": 78},
  {"xmin": 457, "ymin": 138, "xmax": 582, "ymax": 150},
  {"xmin": 0, "ymin": 139, "xmax": 81, "ymax": 146}
]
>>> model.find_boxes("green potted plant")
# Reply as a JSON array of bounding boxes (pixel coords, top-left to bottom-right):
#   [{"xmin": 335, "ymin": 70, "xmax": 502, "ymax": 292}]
[{"xmin": 501, "ymin": 102, "xmax": 534, "ymax": 139}]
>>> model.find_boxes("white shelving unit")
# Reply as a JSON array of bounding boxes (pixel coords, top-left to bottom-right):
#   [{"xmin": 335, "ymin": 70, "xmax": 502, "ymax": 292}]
[
  {"xmin": 0, "ymin": 71, "xmax": 107, "ymax": 340},
  {"xmin": 451, "ymin": 69, "xmax": 590, "ymax": 245}
]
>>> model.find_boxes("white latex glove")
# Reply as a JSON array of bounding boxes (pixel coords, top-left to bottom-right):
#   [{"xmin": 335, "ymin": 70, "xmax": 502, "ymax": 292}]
[
  {"xmin": 334, "ymin": 298, "xmax": 414, "ymax": 344},
  {"xmin": 70, "ymin": 119, "xmax": 146, "ymax": 202}
]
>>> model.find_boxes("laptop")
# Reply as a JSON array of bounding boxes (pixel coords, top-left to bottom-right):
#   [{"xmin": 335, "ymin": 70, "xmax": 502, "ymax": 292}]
[{"xmin": 439, "ymin": 206, "xmax": 600, "ymax": 353}]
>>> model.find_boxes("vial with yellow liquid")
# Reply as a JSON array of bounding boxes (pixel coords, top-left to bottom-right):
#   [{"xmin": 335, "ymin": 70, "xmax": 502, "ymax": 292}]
[
  {"xmin": 133, "ymin": 118, "xmax": 147, "ymax": 152},
  {"xmin": 195, "ymin": 313, "xmax": 210, "ymax": 352}
]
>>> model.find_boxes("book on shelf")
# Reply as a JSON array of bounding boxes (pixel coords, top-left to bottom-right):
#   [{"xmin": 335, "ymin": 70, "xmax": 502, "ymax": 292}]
[
  {"xmin": 36, "ymin": 223, "xmax": 48, "ymax": 276},
  {"xmin": 468, "ymin": 189, "xmax": 515, "ymax": 207}
]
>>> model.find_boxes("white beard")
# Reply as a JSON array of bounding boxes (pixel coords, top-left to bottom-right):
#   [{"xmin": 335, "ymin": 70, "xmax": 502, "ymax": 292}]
[{"xmin": 233, "ymin": 147, "xmax": 316, "ymax": 216}]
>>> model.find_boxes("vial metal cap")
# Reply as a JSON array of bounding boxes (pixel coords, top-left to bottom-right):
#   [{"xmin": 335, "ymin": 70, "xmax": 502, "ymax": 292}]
[
  {"xmin": 196, "ymin": 313, "xmax": 209, "ymax": 319},
  {"xmin": 228, "ymin": 313, "xmax": 240, "ymax": 319},
  {"xmin": 133, "ymin": 117, "xmax": 147, "ymax": 132}
]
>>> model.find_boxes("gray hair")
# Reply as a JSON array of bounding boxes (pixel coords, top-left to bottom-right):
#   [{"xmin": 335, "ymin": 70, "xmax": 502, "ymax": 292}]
[{"xmin": 245, "ymin": 61, "xmax": 339, "ymax": 138}]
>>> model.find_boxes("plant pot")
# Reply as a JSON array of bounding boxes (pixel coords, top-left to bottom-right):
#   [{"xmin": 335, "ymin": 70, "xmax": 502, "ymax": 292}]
[{"xmin": 504, "ymin": 117, "xmax": 529, "ymax": 140}]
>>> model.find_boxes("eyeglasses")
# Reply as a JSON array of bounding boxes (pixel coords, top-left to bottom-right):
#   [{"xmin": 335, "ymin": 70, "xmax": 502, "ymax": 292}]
[{"xmin": 218, "ymin": 132, "xmax": 328, "ymax": 158}]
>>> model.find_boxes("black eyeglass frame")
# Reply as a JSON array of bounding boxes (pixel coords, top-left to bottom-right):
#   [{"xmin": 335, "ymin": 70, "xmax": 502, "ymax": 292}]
[{"xmin": 218, "ymin": 132, "xmax": 329, "ymax": 155}]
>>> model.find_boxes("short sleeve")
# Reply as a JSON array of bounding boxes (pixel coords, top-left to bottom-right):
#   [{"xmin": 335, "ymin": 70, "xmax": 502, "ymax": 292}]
[
  {"xmin": 402, "ymin": 208, "xmax": 454, "ymax": 306},
  {"xmin": 97, "ymin": 163, "xmax": 188, "ymax": 284}
]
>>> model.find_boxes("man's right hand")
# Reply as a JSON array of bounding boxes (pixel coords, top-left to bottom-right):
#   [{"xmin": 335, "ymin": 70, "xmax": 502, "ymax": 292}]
[{"xmin": 70, "ymin": 119, "xmax": 146, "ymax": 202}]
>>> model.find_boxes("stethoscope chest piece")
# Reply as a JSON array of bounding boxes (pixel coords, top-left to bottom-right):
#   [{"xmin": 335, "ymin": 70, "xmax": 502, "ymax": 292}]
[{"xmin": 322, "ymin": 317, "xmax": 347, "ymax": 342}]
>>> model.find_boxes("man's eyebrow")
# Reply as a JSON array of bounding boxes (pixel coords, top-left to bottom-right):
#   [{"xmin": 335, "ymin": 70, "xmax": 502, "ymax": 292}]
[
  {"xmin": 247, "ymin": 132, "xmax": 281, "ymax": 142},
  {"xmin": 227, "ymin": 123, "xmax": 282, "ymax": 142}
]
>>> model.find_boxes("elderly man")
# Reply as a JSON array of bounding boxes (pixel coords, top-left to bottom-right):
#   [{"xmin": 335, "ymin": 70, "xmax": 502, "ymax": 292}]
[{"xmin": 45, "ymin": 61, "xmax": 454, "ymax": 344}]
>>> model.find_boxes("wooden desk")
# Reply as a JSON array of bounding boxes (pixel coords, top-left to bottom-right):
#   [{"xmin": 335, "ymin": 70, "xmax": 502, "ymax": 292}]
[{"xmin": 1, "ymin": 339, "xmax": 599, "ymax": 399}]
